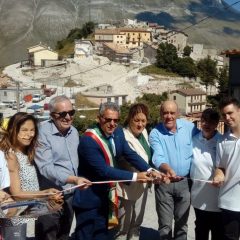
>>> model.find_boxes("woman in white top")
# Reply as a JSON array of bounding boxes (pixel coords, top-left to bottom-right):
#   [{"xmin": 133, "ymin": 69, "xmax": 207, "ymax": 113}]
[
  {"xmin": 190, "ymin": 108, "xmax": 223, "ymax": 240},
  {"xmin": 0, "ymin": 112, "xmax": 63, "ymax": 238},
  {"xmin": 116, "ymin": 103, "xmax": 152, "ymax": 240}
]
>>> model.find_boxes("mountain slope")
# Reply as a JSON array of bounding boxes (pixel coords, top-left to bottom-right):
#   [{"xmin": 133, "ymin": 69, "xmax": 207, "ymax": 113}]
[{"xmin": 0, "ymin": 0, "xmax": 240, "ymax": 66}]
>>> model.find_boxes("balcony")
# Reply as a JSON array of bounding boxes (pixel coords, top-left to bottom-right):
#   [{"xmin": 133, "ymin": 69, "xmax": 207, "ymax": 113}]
[{"xmin": 188, "ymin": 100, "xmax": 206, "ymax": 106}]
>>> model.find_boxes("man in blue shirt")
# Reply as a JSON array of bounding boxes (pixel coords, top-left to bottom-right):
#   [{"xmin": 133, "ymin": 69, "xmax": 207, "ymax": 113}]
[
  {"xmin": 149, "ymin": 100, "xmax": 198, "ymax": 240},
  {"xmin": 35, "ymin": 95, "xmax": 90, "ymax": 240}
]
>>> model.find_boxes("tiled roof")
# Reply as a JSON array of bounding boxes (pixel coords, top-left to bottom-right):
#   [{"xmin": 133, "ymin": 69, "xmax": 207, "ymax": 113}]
[
  {"xmin": 95, "ymin": 28, "xmax": 151, "ymax": 35},
  {"xmin": 222, "ymin": 49, "xmax": 240, "ymax": 56},
  {"xmin": 173, "ymin": 88, "xmax": 206, "ymax": 96},
  {"xmin": 95, "ymin": 29, "xmax": 122, "ymax": 35},
  {"xmin": 103, "ymin": 43, "xmax": 130, "ymax": 54}
]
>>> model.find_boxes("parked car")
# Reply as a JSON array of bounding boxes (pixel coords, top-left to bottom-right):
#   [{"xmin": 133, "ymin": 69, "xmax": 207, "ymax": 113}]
[
  {"xmin": 2, "ymin": 100, "xmax": 17, "ymax": 108},
  {"xmin": 12, "ymin": 101, "xmax": 25, "ymax": 110},
  {"xmin": 32, "ymin": 94, "xmax": 42, "ymax": 103},
  {"xmin": 35, "ymin": 111, "xmax": 50, "ymax": 122},
  {"xmin": 41, "ymin": 94, "xmax": 46, "ymax": 100}
]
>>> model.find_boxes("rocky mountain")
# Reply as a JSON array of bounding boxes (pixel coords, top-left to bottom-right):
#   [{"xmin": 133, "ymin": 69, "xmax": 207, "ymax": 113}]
[{"xmin": 0, "ymin": 0, "xmax": 240, "ymax": 67}]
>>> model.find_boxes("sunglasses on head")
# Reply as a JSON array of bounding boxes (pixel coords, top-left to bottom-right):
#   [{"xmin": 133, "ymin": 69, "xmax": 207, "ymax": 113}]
[{"xmin": 52, "ymin": 109, "xmax": 76, "ymax": 118}]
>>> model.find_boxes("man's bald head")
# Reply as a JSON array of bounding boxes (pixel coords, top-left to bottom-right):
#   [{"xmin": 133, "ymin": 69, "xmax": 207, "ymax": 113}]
[
  {"xmin": 160, "ymin": 100, "xmax": 179, "ymax": 132},
  {"xmin": 160, "ymin": 101, "xmax": 178, "ymax": 114}
]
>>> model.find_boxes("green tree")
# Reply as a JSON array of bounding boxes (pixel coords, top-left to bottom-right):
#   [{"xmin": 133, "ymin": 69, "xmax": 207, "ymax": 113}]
[
  {"xmin": 155, "ymin": 43, "xmax": 179, "ymax": 72},
  {"xmin": 56, "ymin": 40, "xmax": 64, "ymax": 50},
  {"xmin": 55, "ymin": 21, "xmax": 95, "ymax": 50},
  {"xmin": 176, "ymin": 57, "xmax": 197, "ymax": 78},
  {"xmin": 81, "ymin": 21, "xmax": 95, "ymax": 38},
  {"xmin": 217, "ymin": 65, "xmax": 229, "ymax": 95},
  {"xmin": 183, "ymin": 45, "xmax": 192, "ymax": 57},
  {"xmin": 67, "ymin": 28, "xmax": 82, "ymax": 41},
  {"xmin": 197, "ymin": 56, "xmax": 218, "ymax": 92}
]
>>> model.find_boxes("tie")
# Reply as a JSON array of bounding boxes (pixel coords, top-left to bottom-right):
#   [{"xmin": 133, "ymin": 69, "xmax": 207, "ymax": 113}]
[{"xmin": 108, "ymin": 135, "xmax": 116, "ymax": 157}]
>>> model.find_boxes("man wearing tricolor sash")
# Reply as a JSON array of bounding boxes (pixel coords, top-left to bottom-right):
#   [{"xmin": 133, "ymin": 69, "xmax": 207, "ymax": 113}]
[{"xmin": 73, "ymin": 102, "xmax": 164, "ymax": 240}]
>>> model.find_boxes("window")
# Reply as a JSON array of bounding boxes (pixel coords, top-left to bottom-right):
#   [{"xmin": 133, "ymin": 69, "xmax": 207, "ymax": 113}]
[
  {"xmin": 4, "ymin": 91, "xmax": 7, "ymax": 96},
  {"xmin": 122, "ymin": 96, "xmax": 127, "ymax": 104},
  {"xmin": 173, "ymin": 96, "xmax": 176, "ymax": 100},
  {"xmin": 107, "ymin": 97, "xmax": 111, "ymax": 102},
  {"xmin": 114, "ymin": 97, "xmax": 119, "ymax": 105}
]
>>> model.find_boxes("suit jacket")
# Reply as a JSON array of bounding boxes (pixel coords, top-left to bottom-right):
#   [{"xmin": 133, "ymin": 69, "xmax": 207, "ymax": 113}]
[{"xmin": 72, "ymin": 126, "xmax": 150, "ymax": 210}]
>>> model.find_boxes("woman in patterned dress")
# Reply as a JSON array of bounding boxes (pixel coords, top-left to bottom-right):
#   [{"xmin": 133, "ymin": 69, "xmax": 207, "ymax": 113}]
[{"xmin": 0, "ymin": 112, "xmax": 63, "ymax": 238}]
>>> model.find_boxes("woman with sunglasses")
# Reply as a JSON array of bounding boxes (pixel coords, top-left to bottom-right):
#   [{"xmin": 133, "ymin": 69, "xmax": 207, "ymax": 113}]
[
  {"xmin": 0, "ymin": 112, "xmax": 63, "ymax": 239},
  {"xmin": 115, "ymin": 103, "xmax": 152, "ymax": 240}
]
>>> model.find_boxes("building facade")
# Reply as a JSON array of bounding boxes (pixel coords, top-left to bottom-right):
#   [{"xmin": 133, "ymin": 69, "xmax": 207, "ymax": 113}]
[
  {"xmin": 169, "ymin": 88, "xmax": 207, "ymax": 115},
  {"xmin": 74, "ymin": 40, "xmax": 94, "ymax": 59},
  {"xmin": 28, "ymin": 44, "xmax": 58, "ymax": 66}
]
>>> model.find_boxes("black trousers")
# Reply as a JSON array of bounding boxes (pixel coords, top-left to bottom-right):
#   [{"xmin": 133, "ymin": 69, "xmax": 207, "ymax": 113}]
[
  {"xmin": 222, "ymin": 209, "xmax": 240, "ymax": 240},
  {"xmin": 35, "ymin": 194, "xmax": 74, "ymax": 240},
  {"xmin": 194, "ymin": 208, "xmax": 224, "ymax": 240}
]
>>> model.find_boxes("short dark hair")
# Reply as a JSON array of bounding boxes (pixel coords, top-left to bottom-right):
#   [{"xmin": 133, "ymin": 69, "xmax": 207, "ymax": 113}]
[
  {"xmin": 219, "ymin": 97, "xmax": 240, "ymax": 110},
  {"xmin": 201, "ymin": 108, "xmax": 220, "ymax": 124},
  {"xmin": 124, "ymin": 103, "xmax": 149, "ymax": 126}
]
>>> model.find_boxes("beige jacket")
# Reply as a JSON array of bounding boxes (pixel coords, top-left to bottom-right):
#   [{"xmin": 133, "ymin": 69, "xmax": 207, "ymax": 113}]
[{"xmin": 117, "ymin": 127, "xmax": 149, "ymax": 201}]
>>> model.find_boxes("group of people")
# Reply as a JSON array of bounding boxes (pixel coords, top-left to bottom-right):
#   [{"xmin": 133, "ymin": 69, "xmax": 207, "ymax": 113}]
[{"xmin": 0, "ymin": 94, "xmax": 239, "ymax": 240}]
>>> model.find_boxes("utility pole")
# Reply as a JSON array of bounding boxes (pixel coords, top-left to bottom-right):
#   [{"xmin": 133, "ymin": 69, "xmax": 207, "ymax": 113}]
[{"xmin": 16, "ymin": 80, "xmax": 20, "ymax": 112}]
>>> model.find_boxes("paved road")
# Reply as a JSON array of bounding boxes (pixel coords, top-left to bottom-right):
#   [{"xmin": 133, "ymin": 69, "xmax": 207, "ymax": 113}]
[
  {"xmin": 26, "ymin": 189, "xmax": 196, "ymax": 239},
  {"xmin": 138, "ymin": 190, "xmax": 195, "ymax": 240}
]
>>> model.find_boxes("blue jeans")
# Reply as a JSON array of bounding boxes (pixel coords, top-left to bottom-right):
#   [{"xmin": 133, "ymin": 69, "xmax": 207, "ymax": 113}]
[{"xmin": 154, "ymin": 178, "xmax": 191, "ymax": 240}]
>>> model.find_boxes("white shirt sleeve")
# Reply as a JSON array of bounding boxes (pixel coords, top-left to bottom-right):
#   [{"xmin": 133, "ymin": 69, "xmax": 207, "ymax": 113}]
[{"xmin": 0, "ymin": 151, "xmax": 10, "ymax": 189}]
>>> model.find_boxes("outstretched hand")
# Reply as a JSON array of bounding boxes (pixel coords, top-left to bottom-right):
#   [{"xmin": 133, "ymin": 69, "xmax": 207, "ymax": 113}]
[
  {"xmin": 136, "ymin": 172, "xmax": 153, "ymax": 183},
  {"xmin": 76, "ymin": 177, "xmax": 92, "ymax": 190}
]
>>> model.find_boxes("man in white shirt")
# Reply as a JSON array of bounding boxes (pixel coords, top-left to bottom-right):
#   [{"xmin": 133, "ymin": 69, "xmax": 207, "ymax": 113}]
[
  {"xmin": 190, "ymin": 108, "xmax": 223, "ymax": 240},
  {"xmin": 214, "ymin": 97, "xmax": 240, "ymax": 240}
]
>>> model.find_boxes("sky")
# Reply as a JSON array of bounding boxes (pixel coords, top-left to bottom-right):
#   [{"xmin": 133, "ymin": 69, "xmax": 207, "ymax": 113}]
[{"xmin": 224, "ymin": 0, "xmax": 240, "ymax": 11}]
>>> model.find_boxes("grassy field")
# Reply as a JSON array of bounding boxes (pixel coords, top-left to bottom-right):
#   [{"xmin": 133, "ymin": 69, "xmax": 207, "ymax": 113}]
[
  {"xmin": 57, "ymin": 41, "xmax": 74, "ymax": 59},
  {"xmin": 139, "ymin": 65, "xmax": 180, "ymax": 77}
]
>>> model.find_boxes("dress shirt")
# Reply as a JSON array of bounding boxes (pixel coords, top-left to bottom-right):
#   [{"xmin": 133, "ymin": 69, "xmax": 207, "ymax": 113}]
[
  {"xmin": 106, "ymin": 133, "xmax": 137, "ymax": 181},
  {"xmin": 35, "ymin": 120, "xmax": 79, "ymax": 189},
  {"xmin": 216, "ymin": 132, "xmax": 240, "ymax": 211},
  {"xmin": 149, "ymin": 118, "xmax": 198, "ymax": 177}
]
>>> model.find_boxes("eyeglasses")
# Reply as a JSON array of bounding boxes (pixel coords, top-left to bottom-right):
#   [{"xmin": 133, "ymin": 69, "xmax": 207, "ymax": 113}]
[
  {"xmin": 52, "ymin": 110, "xmax": 76, "ymax": 118},
  {"xmin": 100, "ymin": 116, "xmax": 119, "ymax": 123}
]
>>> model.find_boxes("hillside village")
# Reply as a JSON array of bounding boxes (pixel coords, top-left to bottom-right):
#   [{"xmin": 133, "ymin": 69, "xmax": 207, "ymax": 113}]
[{"xmin": 0, "ymin": 18, "xmax": 237, "ymax": 120}]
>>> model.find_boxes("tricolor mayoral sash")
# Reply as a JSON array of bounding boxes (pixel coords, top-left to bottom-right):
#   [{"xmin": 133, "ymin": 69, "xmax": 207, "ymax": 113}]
[{"xmin": 84, "ymin": 127, "xmax": 119, "ymax": 229}]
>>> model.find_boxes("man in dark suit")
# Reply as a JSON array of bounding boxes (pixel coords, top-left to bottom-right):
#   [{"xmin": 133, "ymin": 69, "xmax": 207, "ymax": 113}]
[{"xmin": 73, "ymin": 102, "xmax": 164, "ymax": 240}]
